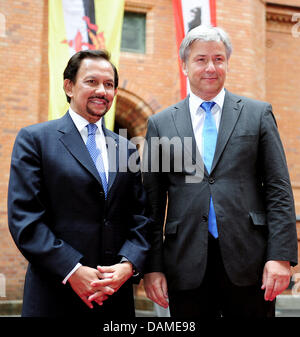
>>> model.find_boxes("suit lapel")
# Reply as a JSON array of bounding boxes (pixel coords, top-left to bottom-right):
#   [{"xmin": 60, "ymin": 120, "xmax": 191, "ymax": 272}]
[
  {"xmin": 57, "ymin": 113, "xmax": 103, "ymax": 187},
  {"xmin": 211, "ymin": 90, "xmax": 243, "ymax": 173},
  {"xmin": 171, "ymin": 98, "xmax": 204, "ymax": 171}
]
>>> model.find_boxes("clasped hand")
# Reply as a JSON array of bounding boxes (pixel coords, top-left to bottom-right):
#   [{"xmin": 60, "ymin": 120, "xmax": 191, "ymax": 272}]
[{"xmin": 68, "ymin": 263, "xmax": 133, "ymax": 308}]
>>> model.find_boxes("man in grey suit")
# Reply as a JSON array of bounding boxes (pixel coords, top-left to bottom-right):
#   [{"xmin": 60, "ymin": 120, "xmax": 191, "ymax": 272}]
[{"xmin": 142, "ymin": 25, "xmax": 298, "ymax": 318}]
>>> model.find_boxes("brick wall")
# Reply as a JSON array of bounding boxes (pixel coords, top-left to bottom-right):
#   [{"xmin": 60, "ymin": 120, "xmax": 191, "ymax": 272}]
[
  {"xmin": 118, "ymin": 0, "xmax": 180, "ymax": 114},
  {"xmin": 265, "ymin": 3, "xmax": 300, "ymax": 272},
  {"xmin": 266, "ymin": 4, "xmax": 300, "ymax": 213},
  {"xmin": 216, "ymin": 0, "xmax": 266, "ymax": 100},
  {"xmin": 0, "ymin": 0, "xmax": 300, "ymax": 300},
  {"xmin": 0, "ymin": 0, "xmax": 48, "ymax": 300}
]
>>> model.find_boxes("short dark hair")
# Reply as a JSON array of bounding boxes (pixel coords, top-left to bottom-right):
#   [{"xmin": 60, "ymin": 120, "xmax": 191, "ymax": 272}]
[{"xmin": 63, "ymin": 49, "xmax": 119, "ymax": 103}]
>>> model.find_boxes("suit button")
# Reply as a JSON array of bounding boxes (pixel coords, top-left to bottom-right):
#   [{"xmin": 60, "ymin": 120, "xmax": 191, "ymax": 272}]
[
  {"xmin": 202, "ymin": 215, "xmax": 208, "ymax": 222},
  {"xmin": 99, "ymin": 191, "xmax": 104, "ymax": 197},
  {"xmin": 209, "ymin": 177, "xmax": 215, "ymax": 184}
]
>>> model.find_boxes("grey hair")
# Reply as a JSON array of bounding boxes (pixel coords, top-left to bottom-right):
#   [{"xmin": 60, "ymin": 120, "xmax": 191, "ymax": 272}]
[{"xmin": 179, "ymin": 25, "xmax": 233, "ymax": 62}]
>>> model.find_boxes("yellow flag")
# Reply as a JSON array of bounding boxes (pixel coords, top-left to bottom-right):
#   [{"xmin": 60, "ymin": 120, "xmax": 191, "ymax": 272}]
[{"xmin": 48, "ymin": 0, "xmax": 125, "ymax": 130}]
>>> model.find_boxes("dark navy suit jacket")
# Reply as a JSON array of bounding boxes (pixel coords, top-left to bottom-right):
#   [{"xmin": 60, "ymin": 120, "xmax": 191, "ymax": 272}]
[{"xmin": 8, "ymin": 112, "xmax": 150, "ymax": 317}]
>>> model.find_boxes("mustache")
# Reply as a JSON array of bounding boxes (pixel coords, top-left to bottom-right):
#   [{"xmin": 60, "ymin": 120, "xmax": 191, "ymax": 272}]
[{"xmin": 88, "ymin": 96, "xmax": 109, "ymax": 103}]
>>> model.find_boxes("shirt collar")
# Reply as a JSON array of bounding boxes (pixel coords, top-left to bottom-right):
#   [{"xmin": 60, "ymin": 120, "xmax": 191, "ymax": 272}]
[
  {"xmin": 68, "ymin": 107, "xmax": 104, "ymax": 135},
  {"xmin": 189, "ymin": 88, "xmax": 226, "ymax": 115}
]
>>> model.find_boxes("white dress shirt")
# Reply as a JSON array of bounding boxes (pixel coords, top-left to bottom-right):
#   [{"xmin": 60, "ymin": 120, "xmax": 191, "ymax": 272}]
[
  {"xmin": 68, "ymin": 107, "xmax": 109, "ymax": 180},
  {"xmin": 189, "ymin": 88, "xmax": 225, "ymax": 157},
  {"xmin": 62, "ymin": 107, "xmax": 109, "ymax": 284}
]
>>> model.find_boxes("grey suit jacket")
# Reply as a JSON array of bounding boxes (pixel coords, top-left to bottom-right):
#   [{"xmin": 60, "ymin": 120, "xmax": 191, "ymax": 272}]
[{"xmin": 143, "ymin": 90, "xmax": 297, "ymax": 291}]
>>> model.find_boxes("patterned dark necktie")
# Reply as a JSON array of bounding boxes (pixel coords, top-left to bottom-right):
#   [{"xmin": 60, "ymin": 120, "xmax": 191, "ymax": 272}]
[{"xmin": 86, "ymin": 123, "xmax": 108, "ymax": 198}]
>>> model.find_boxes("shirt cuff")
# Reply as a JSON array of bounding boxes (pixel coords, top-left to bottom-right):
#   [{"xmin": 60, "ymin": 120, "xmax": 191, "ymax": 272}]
[
  {"xmin": 120, "ymin": 257, "xmax": 139, "ymax": 277},
  {"xmin": 62, "ymin": 263, "xmax": 82, "ymax": 284}
]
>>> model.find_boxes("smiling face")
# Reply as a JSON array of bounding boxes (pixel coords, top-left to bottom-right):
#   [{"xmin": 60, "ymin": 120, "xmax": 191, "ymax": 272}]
[
  {"xmin": 182, "ymin": 40, "xmax": 228, "ymax": 101},
  {"xmin": 64, "ymin": 57, "xmax": 117, "ymax": 123}
]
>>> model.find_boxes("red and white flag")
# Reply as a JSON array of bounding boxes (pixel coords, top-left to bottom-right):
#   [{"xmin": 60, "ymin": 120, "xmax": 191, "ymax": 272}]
[{"xmin": 172, "ymin": 0, "xmax": 217, "ymax": 99}]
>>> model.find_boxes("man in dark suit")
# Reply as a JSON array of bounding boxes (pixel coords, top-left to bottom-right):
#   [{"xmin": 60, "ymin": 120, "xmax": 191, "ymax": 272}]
[
  {"xmin": 142, "ymin": 25, "xmax": 298, "ymax": 318},
  {"xmin": 8, "ymin": 49, "xmax": 149, "ymax": 317}
]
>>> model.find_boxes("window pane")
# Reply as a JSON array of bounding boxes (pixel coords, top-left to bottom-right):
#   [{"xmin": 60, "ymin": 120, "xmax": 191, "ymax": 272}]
[{"xmin": 121, "ymin": 12, "xmax": 146, "ymax": 54}]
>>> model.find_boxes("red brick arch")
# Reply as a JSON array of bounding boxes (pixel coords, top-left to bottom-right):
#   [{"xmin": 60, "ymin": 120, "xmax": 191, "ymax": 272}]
[{"xmin": 115, "ymin": 88, "xmax": 154, "ymax": 138}]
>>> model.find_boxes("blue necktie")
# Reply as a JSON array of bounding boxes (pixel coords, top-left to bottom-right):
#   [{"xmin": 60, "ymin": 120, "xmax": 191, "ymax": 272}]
[
  {"xmin": 201, "ymin": 101, "xmax": 218, "ymax": 238},
  {"xmin": 86, "ymin": 123, "xmax": 108, "ymax": 198}
]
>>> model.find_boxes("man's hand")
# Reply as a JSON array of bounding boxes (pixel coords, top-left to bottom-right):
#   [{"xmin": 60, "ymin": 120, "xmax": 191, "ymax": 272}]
[
  {"xmin": 68, "ymin": 266, "xmax": 114, "ymax": 308},
  {"xmin": 88, "ymin": 263, "xmax": 133, "ymax": 302},
  {"xmin": 261, "ymin": 260, "xmax": 291, "ymax": 301},
  {"xmin": 143, "ymin": 272, "xmax": 169, "ymax": 308}
]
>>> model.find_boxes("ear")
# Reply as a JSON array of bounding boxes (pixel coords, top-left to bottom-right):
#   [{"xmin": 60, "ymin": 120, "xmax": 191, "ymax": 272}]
[
  {"xmin": 63, "ymin": 79, "xmax": 74, "ymax": 100},
  {"xmin": 182, "ymin": 62, "xmax": 188, "ymax": 76}
]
